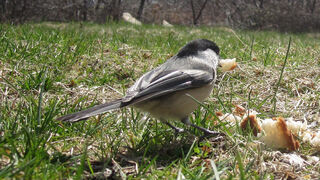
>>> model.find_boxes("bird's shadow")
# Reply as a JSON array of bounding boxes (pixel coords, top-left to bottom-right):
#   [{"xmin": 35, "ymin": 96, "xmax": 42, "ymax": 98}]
[
  {"xmin": 50, "ymin": 121, "xmax": 226, "ymax": 179},
  {"xmin": 80, "ymin": 133, "xmax": 225, "ymax": 179}
]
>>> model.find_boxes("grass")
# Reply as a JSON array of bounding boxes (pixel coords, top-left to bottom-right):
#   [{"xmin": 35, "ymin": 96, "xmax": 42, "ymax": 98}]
[{"xmin": 0, "ymin": 21, "xmax": 319, "ymax": 179}]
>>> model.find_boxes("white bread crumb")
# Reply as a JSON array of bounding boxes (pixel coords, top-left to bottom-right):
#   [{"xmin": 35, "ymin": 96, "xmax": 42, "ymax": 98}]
[
  {"xmin": 259, "ymin": 117, "xmax": 299, "ymax": 151},
  {"xmin": 285, "ymin": 117, "xmax": 307, "ymax": 136}
]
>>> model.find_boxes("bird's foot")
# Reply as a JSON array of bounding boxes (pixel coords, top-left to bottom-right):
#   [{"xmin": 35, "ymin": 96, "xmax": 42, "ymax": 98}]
[
  {"xmin": 199, "ymin": 131, "xmax": 225, "ymax": 142},
  {"xmin": 165, "ymin": 122, "xmax": 184, "ymax": 134}
]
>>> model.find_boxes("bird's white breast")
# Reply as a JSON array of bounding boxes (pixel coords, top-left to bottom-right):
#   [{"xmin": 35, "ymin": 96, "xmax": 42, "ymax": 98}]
[{"xmin": 133, "ymin": 82, "xmax": 214, "ymax": 121}]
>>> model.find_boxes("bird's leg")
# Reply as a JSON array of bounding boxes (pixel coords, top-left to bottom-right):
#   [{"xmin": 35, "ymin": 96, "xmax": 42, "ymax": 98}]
[
  {"xmin": 165, "ymin": 121, "xmax": 184, "ymax": 134},
  {"xmin": 181, "ymin": 117, "xmax": 223, "ymax": 137}
]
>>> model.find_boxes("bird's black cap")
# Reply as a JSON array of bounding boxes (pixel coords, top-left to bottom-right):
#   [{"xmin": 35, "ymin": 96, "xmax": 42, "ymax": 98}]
[{"xmin": 177, "ymin": 39, "xmax": 220, "ymax": 58}]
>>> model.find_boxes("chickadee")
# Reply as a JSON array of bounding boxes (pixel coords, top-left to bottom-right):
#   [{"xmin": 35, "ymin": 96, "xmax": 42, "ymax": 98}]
[{"xmin": 58, "ymin": 39, "xmax": 221, "ymax": 135}]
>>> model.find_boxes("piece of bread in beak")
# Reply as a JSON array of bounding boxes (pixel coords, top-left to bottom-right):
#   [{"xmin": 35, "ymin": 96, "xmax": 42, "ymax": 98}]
[{"xmin": 219, "ymin": 58, "xmax": 237, "ymax": 72}]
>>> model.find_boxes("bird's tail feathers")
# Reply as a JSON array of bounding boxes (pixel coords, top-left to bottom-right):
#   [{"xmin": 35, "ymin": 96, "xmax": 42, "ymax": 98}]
[{"xmin": 57, "ymin": 99, "xmax": 123, "ymax": 122}]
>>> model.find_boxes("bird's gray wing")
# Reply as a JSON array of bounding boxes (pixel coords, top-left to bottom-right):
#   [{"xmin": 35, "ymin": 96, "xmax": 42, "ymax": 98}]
[
  {"xmin": 56, "ymin": 69, "xmax": 212, "ymax": 123},
  {"xmin": 122, "ymin": 69, "xmax": 215, "ymax": 105}
]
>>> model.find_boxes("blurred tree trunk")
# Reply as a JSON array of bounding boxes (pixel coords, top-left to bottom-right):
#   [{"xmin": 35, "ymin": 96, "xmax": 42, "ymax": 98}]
[
  {"xmin": 81, "ymin": 0, "xmax": 88, "ymax": 21},
  {"xmin": 0, "ymin": 0, "xmax": 5, "ymax": 15},
  {"xmin": 190, "ymin": 0, "xmax": 209, "ymax": 25},
  {"xmin": 4, "ymin": 0, "xmax": 28, "ymax": 23},
  {"xmin": 95, "ymin": 0, "xmax": 121, "ymax": 23},
  {"xmin": 308, "ymin": 0, "xmax": 317, "ymax": 13},
  {"xmin": 110, "ymin": 0, "xmax": 121, "ymax": 21},
  {"xmin": 137, "ymin": 0, "xmax": 146, "ymax": 20}
]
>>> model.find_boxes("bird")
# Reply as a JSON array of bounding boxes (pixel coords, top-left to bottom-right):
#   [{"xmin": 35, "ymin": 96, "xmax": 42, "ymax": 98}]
[{"xmin": 57, "ymin": 39, "xmax": 222, "ymax": 136}]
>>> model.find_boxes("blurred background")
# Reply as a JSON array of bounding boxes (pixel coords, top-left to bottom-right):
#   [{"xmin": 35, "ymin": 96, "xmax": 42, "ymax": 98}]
[{"xmin": 1, "ymin": 0, "xmax": 320, "ymax": 32}]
